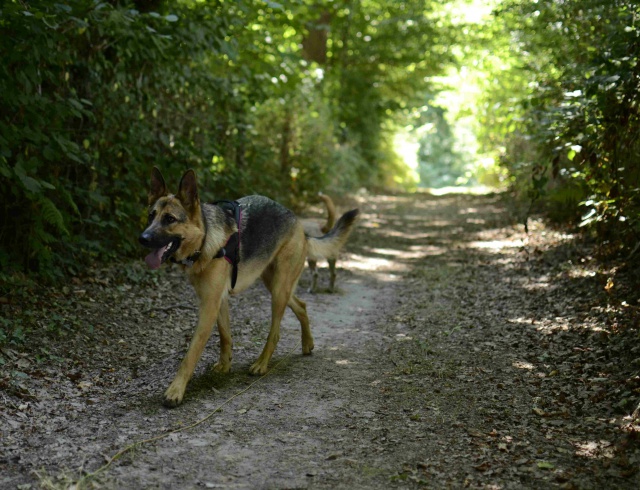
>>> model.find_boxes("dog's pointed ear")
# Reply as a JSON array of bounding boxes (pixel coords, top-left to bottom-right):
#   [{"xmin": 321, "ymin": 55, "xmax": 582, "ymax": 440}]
[
  {"xmin": 149, "ymin": 167, "xmax": 168, "ymax": 205},
  {"xmin": 177, "ymin": 169, "xmax": 199, "ymax": 214}
]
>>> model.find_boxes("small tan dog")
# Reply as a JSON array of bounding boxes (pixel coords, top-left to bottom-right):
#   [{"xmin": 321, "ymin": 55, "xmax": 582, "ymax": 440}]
[{"xmin": 302, "ymin": 194, "xmax": 349, "ymax": 293}]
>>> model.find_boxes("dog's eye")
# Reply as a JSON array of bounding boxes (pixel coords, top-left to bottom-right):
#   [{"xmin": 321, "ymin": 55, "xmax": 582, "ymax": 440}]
[
  {"xmin": 148, "ymin": 211, "xmax": 156, "ymax": 223},
  {"xmin": 163, "ymin": 214, "xmax": 177, "ymax": 225}
]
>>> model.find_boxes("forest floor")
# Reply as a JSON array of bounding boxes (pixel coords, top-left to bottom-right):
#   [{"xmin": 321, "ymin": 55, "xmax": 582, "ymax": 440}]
[{"xmin": 2, "ymin": 190, "xmax": 640, "ymax": 489}]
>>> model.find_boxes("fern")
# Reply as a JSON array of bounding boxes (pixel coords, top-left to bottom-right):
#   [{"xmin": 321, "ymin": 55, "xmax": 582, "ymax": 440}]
[
  {"xmin": 38, "ymin": 196, "xmax": 69, "ymax": 236},
  {"xmin": 32, "ymin": 226, "xmax": 58, "ymax": 245},
  {"xmin": 58, "ymin": 186, "xmax": 81, "ymax": 217}
]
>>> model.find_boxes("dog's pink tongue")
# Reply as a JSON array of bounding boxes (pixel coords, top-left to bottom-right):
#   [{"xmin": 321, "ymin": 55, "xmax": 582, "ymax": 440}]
[{"xmin": 145, "ymin": 247, "xmax": 165, "ymax": 270}]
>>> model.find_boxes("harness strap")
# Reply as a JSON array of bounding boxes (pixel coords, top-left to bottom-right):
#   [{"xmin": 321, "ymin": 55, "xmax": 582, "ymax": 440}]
[
  {"xmin": 171, "ymin": 200, "xmax": 242, "ymax": 291},
  {"xmin": 211, "ymin": 200, "xmax": 242, "ymax": 289}
]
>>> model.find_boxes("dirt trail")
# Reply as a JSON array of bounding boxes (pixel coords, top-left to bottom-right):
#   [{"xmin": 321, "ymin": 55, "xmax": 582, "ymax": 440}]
[{"xmin": 2, "ymin": 191, "xmax": 639, "ymax": 489}]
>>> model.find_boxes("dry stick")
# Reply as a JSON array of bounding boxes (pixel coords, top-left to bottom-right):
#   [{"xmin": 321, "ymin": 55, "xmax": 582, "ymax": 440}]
[{"xmin": 74, "ymin": 340, "xmax": 302, "ymax": 489}]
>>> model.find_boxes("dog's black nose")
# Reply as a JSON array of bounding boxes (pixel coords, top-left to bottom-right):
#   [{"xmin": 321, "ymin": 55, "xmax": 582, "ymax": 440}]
[{"xmin": 139, "ymin": 232, "xmax": 151, "ymax": 247}]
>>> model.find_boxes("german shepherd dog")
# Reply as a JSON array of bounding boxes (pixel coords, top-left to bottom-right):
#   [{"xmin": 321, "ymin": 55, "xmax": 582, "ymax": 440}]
[
  {"xmin": 302, "ymin": 194, "xmax": 343, "ymax": 293},
  {"xmin": 139, "ymin": 168, "xmax": 358, "ymax": 407}
]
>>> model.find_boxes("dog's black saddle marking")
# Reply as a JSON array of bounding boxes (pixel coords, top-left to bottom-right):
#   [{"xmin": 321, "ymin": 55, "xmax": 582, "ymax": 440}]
[{"xmin": 212, "ymin": 200, "xmax": 242, "ymax": 289}]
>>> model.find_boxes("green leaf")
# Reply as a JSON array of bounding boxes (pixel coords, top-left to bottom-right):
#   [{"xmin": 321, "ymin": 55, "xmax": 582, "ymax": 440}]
[
  {"xmin": 165, "ymin": 14, "xmax": 178, "ymax": 22},
  {"xmin": 14, "ymin": 163, "xmax": 42, "ymax": 194}
]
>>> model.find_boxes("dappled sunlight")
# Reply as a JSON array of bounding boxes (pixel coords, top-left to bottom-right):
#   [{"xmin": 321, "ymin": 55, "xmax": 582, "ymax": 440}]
[
  {"xmin": 512, "ymin": 360, "xmax": 535, "ymax": 370},
  {"xmin": 533, "ymin": 319, "xmax": 572, "ymax": 333},
  {"xmin": 426, "ymin": 186, "xmax": 497, "ymax": 196},
  {"xmin": 467, "ymin": 239, "xmax": 524, "ymax": 251},
  {"xmin": 508, "ymin": 313, "xmax": 607, "ymax": 335},
  {"xmin": 574, "ymin": 440, "xmax": 615, "ymax": 460},
  {"xmin": 340, "ymin": 254, "xmax": 410, "ymax": 282},
  {"xmin": 383, "ymin": 230, "xmax": 438, "ymax": 240},
  {"xmin": 367, "ymin": 247, "xmax": 412, "ymax": 257},
  {"xmin": 520, "ymin": 277, "xmax": 553, "ymax": 291},
  {"xmin": 567, "ymin": 268, "xmax": 597, "ymax": 279},
  {"xmin": 335, "ymin": 359, "xmax": 353, "ymax": 366},
  {"xmin": 363, "ymin": 245, "xmax": 445, "ymax": 259},
  {"xmin": 465, "ymin": 218, "xmax": 486, "ymax": 225}
]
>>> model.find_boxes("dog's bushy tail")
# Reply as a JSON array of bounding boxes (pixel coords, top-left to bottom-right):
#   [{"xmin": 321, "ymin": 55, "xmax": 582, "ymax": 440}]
[
  {"xmin": 307, "ymin": 209, "xmax": 359, "ymax": 260},
  {"xmin": 319, "ymin": 194, "xmax": 337, "ymax": 234}
]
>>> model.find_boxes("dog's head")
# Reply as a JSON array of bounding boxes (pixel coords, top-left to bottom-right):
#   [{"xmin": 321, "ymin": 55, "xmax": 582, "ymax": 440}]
[{"xmin": 139, "ymin": 167, "xmax": 204, "ymax": 269}]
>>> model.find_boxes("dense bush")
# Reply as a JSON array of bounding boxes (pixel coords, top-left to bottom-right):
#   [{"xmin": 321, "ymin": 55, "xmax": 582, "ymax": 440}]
[
  {"xmin": 477, "ymin": 0, "xmax": 640, "ymax": 240},
  {"xmin": 0, "ymin": 1, "xmax": 236, "ymax": 281},
  {"xmin": 0, "ymin": 0, "xmax": 456, "ymax": 284}
]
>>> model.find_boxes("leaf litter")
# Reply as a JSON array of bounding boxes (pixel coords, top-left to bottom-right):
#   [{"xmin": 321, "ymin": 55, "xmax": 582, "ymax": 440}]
[{"xmin": 0, "ymin": 191, "xmax": 639, "ymax": 488}]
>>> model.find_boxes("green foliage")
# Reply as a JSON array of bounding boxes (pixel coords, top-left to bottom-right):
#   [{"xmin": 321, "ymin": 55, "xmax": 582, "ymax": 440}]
[
  {"xmin": 417, "ymin": 105, "xmax": 467, "ymax": 187},
  {"xmin": 474, "ymin": 0, "xmax": 640, "ymax": 243},
  {"xmin": 318, "ymin": 0, "xmax": 455, "ymax": 186},
  {"xmin": 0, "ymin": 0, "xmax": 455, "ymax": 282}
]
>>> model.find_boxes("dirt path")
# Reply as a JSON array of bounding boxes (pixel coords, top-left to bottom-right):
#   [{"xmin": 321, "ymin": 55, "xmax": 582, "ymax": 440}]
[{"xmin": 2, "ymin": 191, "xmax": 639, "ymax": 489}]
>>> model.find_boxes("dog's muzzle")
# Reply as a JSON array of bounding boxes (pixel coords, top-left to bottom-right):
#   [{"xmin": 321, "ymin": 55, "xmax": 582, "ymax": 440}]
[{"xmin": 139, "ymin": 231, "xmax": 181, "ymax": 270}]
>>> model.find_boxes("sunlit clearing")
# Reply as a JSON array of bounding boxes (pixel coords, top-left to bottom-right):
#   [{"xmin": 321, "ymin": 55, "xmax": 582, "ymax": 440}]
[
  {"xmin": 393, "ymin": 129, "xmax": 419, "ymax": 171},
  {"xmin": 445, "ymin": 0, "xmax": 497, "ymax": 24},
  {"xmin": 392, "ymin": 127, "xmax": 420, "ymax": 186},
  {"xmin": 420, "ymin": 0, "xmax": 508, "ymax": 190}
]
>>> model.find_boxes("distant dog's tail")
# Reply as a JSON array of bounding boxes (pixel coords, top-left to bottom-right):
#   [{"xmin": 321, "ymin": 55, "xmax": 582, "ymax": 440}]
[
  {"xmin": 307, "ymin": 209, "xmax": 359, "ymax": 260},
  {"xmin": 319, "ymin": 193, "xmax": 337, "ymax": 234}
]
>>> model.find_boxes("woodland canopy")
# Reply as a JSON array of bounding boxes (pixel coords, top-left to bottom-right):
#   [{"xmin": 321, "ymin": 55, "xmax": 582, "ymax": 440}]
[{"xmin": 1, "ymin": 0, "xmax": 639, "ymax": 281}]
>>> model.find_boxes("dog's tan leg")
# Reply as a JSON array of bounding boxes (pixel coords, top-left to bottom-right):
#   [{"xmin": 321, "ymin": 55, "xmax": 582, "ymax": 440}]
[
  {"xmin": 253, "ymin": 237, "xmax": 306, "ymax": 375},
  {"xmin": 288, "ymin": 295, "xmax": 314, "ymax": 354},
  {"xmin": 212, "ymin": 297, "xmax": 232, "ymax": 373},
  {"xmin": 307, "ymin": 259, "xmax": 318, "ymax": 293},
  {"xmin": 328, "ymin": 258, "xmax": 337, "ymax": 293},
  {"xmin": 164, "ymin": 267, "xmax": 225, "ymax": 407},
  {"xmin": 249, "ymin": 280, "xmax": 290, "ymax": 375}
]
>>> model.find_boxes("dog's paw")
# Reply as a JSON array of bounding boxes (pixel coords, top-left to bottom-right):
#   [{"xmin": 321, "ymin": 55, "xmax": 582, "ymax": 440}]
[
  {"xmin": 302, "ymin": 340, "xmax": 314, "ymax": 355},
  {"xmin": 163, "ymin": 382, "xmax": 185, "ymax": 408},
  {"xmin": 249, "ymin": 360, "xmax": 269, "ymax": 376},
  {"xmin": 212, "ymin": 361, "xmax": 231, "ymax": 374}
]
